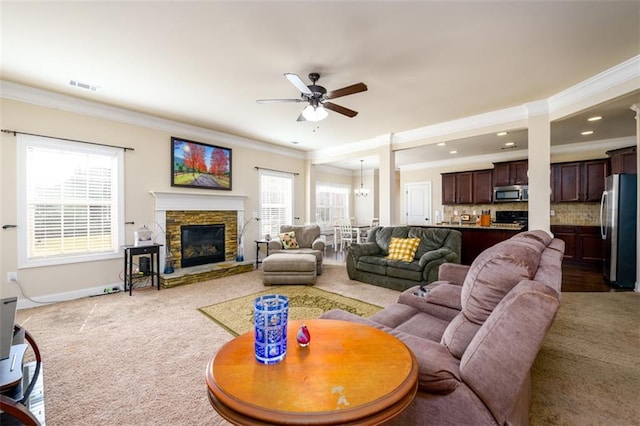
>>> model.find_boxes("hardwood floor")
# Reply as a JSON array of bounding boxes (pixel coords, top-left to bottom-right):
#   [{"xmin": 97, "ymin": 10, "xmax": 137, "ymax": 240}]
[{"xmin": 325, "ymin": 247, "xmax": 619, "ymax": 292}]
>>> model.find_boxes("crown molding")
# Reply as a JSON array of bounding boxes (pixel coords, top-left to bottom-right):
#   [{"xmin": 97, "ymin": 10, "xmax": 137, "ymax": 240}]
[
  {"xmin": 0, "ymin": 80, "xmax": 305, "ymax": 161},
  {"xmin": 392, "ymin": 104, "xmax": 529, "ymax": 147},
  {"xmin": 548, "ymin": 55, "xmax": 640, "ymax": 116},
  {"xmin": 308, "ymin": 133, "xmax": 391, "ymax": 163}
]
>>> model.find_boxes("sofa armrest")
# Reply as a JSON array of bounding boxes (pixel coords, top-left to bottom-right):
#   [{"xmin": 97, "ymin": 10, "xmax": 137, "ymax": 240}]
[
  {"xmin": 311, "ymin": 237, "xmax": 326, "ymax": 251},
  {"xmin": 268, "ymin": 239, "xmax": 283, "ymax": 251},
  {"xmin": 418, "ymin": 248, "xmax": 454, "ymax": 267},
  {"xmin": 438, "ymin": 263, "xmax": 470, "ymax": 285}
]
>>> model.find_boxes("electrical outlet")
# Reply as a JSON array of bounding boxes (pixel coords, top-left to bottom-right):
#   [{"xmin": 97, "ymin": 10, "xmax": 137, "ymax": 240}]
[
  {"xmin": 550, "ymin": 210, "xmax": 555, "ymax": 216},
  {"xmin": 7, "ymin": 272, "xmax": 17, "ymax": 283}
]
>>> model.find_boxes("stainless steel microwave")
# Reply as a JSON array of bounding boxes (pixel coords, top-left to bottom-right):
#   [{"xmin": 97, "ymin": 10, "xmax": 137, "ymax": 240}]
[{"xmin": 493, "ymin": 185, "xmax": 529, "ymax": 202}]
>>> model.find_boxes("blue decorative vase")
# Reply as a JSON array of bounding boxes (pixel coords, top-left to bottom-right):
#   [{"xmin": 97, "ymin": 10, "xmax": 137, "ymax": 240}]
[
  {"xmin": 236, "ymin": 241, "xmax": 244, "ymax": 262},
  {"xmin": 254, "ymin": 294, "xmax": 289, "ymax": 364}
]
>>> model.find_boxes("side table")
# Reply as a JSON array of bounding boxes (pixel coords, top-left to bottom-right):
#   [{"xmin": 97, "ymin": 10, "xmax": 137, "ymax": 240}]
[
  {"xmin": 254, "ymin": 239, "xmax": 270, "ymax": 269},
  {"xmin": 122, "ymin": 244, "xmax": 162, "ymax": 295}
]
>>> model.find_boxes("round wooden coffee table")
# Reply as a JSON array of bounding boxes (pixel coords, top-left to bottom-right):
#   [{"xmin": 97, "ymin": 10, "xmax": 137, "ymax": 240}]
[{"xmin": 206, "ymin": 319, "xmax": 418, "ymax": 425}]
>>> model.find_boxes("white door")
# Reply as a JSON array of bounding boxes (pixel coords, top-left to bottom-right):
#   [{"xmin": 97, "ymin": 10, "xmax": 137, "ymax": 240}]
[{"xmin": 406, "ymin": 182, "xmax": 432, "ymax": 225}]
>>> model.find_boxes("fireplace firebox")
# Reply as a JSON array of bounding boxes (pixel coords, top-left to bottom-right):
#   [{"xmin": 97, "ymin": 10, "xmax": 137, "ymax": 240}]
[{"xmin": 180, "ymin": 224, "xmax": 225, "ymax": 267}]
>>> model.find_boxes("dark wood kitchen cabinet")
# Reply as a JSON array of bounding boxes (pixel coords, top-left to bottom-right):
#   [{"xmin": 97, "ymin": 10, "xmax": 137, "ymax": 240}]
[
  {"xmin": 493, "ymin": 160, "xmax": 528, "ymax": 186},
  {"xmin": 607, "ymin": 146, "xmax": 637, "ymax": 174},
  {"xmin": 551, "ymin": 225, "xmax": 603, "ymax": 266},
  {"xmin": 442, "ymin": 173, "xmax": 456, "ymax": 204},
  {"xmin": 551, "ymin": 159, "xmax": 608, "ymax": 202},
  {"xmin": 459, "ymin": 227, "xmax": 521, "ymax": 264},
  {"xmin": 441, "ymin": 169, "xmax": 493, "ymax": 205},
  {"xmin": 455, "ymin": 172, "xmax": 474, "ymax": 204},
  {"xmin": 473, "ymin": 169, "xmax": 494, "ymax": 204}
]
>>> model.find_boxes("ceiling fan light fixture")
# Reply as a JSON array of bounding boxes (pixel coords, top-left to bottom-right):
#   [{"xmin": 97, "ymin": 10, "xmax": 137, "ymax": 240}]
[{"xmin": 302, "ymin": 104, "xmax": 328, "ymax": 122}]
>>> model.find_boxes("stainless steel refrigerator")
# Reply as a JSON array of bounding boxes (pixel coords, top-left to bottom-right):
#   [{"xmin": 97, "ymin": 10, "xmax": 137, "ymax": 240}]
[{"xmin": 600, "ymin": 174, "xmax": 637, "ymax": 289}]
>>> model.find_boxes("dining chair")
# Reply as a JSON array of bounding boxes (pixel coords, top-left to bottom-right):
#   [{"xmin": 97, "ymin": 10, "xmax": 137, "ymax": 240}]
[
  {"xmin": 360, "ymin": 218, "xmax": 379, "ymax": 243},
  {"xmin": 338, "ymin": 221, "xmax": 355, "ymax": 251}
]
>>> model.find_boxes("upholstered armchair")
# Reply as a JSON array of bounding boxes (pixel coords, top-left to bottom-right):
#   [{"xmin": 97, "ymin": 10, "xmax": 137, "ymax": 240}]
[{"xmin": 267, "ymin": 225, "xmax": 325, "ymax": 274}]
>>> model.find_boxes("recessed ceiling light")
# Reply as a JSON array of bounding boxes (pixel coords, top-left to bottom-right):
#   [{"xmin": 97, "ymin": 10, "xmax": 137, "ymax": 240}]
[
  {"xmin": 497, "ymin": 131, "xmax": 508, "ymax": 136},
  {"xmin": 437, "ymin": 142, "xmax": 446, "ymax": 146},
  {"xmin": 449, "ymin": 150, "xmax": 457, "ymax": 154},
  {"xmin": 504, "ymin": 142, "xmax": 516, "ymax": 146},
  {"xmin": 581, "ymin": 130, "xmax": 594, "ymax": 136},
  {"xmin": 587, "ymin": 116, "xmax": 602, "ymax": 122}
]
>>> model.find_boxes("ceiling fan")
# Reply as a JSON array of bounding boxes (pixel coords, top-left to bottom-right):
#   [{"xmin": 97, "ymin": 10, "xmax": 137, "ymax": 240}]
[{"xmin": 256, "ymin": 73, "xmax": 367, "ymax": 122}]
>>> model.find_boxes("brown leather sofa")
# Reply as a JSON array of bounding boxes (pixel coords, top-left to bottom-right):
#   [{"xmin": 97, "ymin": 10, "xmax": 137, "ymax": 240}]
[{"xmin": 320, "ymin": 230, "xmax": 564, "ymax": 425}]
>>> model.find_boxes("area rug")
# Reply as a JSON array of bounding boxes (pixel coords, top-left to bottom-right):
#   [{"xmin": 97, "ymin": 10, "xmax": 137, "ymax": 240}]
[{"xmin": 199, "ymin": 285, "xmax": 382, "ymax": 336}]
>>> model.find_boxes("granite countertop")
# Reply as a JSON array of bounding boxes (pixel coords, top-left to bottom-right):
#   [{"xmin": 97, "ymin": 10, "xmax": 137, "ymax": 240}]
[{"xmin": 427, "ymin": 223, "xmax": 525, "ymax": 231}]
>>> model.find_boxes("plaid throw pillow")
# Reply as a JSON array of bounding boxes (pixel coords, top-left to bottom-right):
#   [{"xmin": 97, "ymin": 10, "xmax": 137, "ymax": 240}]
[
  {"xmin": 386, "ymin": 237, "xmax": 421, "ymax": 262},
  {"xmin": 279, "ymin": 231, "xmax": 299, "ymax": 249}
]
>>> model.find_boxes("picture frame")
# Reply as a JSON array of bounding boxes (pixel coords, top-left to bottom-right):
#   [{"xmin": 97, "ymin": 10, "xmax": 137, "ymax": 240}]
[{"xmin": 171, "ymin": 137, "xmax": 232, "ymax": 190}]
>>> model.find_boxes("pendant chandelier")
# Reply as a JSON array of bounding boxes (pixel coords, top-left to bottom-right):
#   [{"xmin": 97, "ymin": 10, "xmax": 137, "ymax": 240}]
[{"xmin": 354, "ymin": 159, "xmax": 369, "ymax": 197}]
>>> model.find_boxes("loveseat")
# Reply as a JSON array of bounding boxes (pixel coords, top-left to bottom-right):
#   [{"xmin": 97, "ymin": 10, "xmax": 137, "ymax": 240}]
[
  {"xmin": 346, "ymin": 226, "xmax": 461, "ymax": 291},
  {"xmin": 267, "ymin": 225, "xmax": 325, "ymax": 274},
  {"xmin": 321, "ymin": 230, "xmax": 564, "ymax": 425}
]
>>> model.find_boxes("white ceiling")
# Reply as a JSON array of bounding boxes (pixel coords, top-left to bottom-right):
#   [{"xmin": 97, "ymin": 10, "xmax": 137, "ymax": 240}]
[{"xmin": 2, "ymin": 1, "xmax": 639, "ymax": 171}]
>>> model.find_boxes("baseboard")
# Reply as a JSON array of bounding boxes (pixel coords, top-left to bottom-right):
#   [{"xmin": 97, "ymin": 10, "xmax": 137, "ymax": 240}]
[{"xmin": 16, "ymin": 281, "xmax": 124, "ymax": 309}]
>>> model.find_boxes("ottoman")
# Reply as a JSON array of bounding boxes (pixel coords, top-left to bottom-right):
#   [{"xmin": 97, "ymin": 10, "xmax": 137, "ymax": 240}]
[{"xmin": 262, "ymin": 253, "xmax": 317, "ymax": 286}]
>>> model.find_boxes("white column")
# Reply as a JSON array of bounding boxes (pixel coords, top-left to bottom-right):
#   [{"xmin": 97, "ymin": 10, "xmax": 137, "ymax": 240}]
[
  {"xmin": 305, "ymin": 159, "xmax": 316, "ymax": 225},
  {"xmin": 377, "ymin": 137, "xmax": 395, "ymax": 226},
  {"xmin": 526, "ymin": 100, "xmax": 551, "ymax": 233}
]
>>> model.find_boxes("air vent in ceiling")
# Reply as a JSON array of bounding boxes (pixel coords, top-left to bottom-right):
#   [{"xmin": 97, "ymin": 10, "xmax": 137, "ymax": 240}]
[{"xmin": 69, "ymin": 80, "xmax": 100, "ymax": 92}]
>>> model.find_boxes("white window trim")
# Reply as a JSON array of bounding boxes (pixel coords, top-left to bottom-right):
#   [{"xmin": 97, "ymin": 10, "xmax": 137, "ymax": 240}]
[{"xmin": 17, "ymin": 134, "xmax": 125, "ymax": 268}]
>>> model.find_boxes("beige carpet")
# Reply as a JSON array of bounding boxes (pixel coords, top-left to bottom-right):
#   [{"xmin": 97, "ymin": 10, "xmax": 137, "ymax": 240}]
[
  {"xmin": 12, "ymin": 262, "xmax": 639, "ymax": 425},
  {"xmin": 531, "ymin": 291, "xmax": 640, "ymax": 425},
  {"xmin": 199, "ymin": 285, "xmax": 382, "ymax": 336}
]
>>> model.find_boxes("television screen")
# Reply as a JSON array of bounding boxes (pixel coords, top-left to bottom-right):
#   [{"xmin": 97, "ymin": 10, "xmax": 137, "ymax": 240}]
[{"xmin": 171, "ymin": 137, "xmax": 232, "ymax": 190}]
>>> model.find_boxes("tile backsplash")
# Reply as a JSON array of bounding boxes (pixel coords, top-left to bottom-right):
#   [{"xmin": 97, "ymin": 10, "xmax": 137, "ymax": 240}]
[
  {"xmin": 549, "ymin": 202, "xmax": 600, "ymax": 226},
  {"xmin": 441, "ymin": 202, "xmax": 600, "ymax": 226}
]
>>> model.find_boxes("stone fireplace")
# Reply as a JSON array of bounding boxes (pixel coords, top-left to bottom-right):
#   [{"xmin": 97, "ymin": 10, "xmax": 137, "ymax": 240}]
[
  {"xmin": 150, "ymin": 191, "xmax": 252, "ymax": 287},
  {"xmin": 166, "ymin": 211, "xmax": 236, "ymax": 268}
]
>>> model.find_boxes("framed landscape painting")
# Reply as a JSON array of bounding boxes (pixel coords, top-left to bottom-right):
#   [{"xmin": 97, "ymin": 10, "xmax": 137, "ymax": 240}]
[{"xmin": 171, "ymin": 137, "xmax": 232, "ymax": 190}]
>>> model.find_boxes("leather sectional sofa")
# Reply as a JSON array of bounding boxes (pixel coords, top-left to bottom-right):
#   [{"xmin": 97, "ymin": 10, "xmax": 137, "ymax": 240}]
[{"xmin": 321, "ymin": 230, "xmax": 564, "ymax": 425}]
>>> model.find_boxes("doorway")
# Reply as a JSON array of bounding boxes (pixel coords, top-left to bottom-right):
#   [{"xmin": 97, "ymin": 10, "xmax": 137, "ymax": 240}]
[{"xmin": 405, "ymin": 182, "xmax": 432, "ymax": 225}]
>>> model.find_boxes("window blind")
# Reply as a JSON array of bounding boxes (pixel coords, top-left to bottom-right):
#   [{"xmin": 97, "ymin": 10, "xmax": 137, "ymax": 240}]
[
  {"xmin": 18, "ymin": 134, "xmax": 123, "ymax": 266},
  {"xmin": 259, "ymin": 170, "xmax": 293, "ymax": 237}
]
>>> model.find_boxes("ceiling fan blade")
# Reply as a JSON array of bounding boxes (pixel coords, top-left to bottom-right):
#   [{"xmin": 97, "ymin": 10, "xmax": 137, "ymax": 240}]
[
  {"xmin": 284, "ymin": 73, "xmax": 312, "ymax": 95},
  {"xmin": 296, "ymin": 113, "xmax": 306, "ymax": 122},
  {"xmin": 326, "ymin": 82, "xmax": 368, "ymax": 99},
  {"xmin": 256, "ymin": 99, "xmax": 303, "ymax": 104},
  {"xmin": 324, "ymin": 102, "xmax": 358, "ymax": 118}
]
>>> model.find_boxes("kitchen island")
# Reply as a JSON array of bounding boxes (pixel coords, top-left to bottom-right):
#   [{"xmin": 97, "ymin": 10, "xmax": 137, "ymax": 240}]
[{"xmin": 420, "ymin": 223, "xmax": 525, "ymax": 265}]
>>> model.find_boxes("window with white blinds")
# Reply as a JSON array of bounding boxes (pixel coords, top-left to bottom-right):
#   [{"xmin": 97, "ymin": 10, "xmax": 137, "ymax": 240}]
[
  {"xmin": 17, "ymin": 134, "xmax": 124, "ymax": 267},
  {"xmin": 316, "ymin": 182, "xmax": 350, "ymax": 231},
  {"xmin": 259, "ymin": 169, "xmax": 293, "ymax": 237}
]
